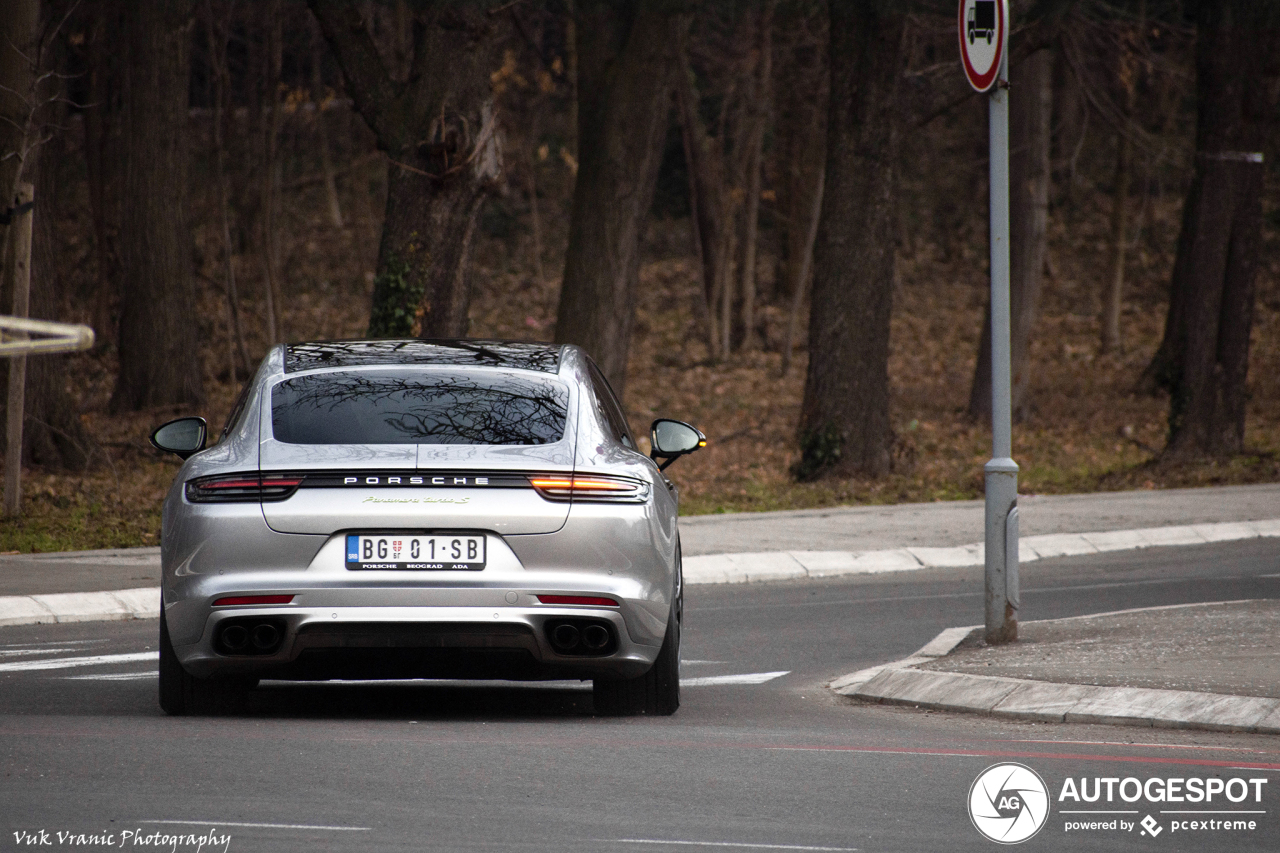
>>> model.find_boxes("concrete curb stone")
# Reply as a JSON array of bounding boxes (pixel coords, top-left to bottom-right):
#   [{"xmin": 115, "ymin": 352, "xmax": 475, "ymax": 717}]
[
  {"xmin": 684, "ymin": 517, "xmax": 1280, "ymax": 585},
  {"xmin": 832, "ymin": 614, "xmax": 1280, "ymax": 735}
]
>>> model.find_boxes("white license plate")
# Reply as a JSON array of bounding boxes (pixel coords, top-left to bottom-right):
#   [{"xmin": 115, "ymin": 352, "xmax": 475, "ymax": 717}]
[{"xmin": 345, "ymin": 534, "xmax": 486, "ymax": 571}]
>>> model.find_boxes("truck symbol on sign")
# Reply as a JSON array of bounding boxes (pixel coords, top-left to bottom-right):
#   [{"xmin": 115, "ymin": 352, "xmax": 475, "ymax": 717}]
[{"xmin": 968, "ymin": 1, "xmax": 995, "ymax": 45}]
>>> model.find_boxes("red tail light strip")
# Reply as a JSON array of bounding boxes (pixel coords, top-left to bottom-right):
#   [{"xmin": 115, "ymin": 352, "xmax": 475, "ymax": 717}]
[
  {"xmin": 536, "ymin": 595, "xmax": 620, "ymax": 607},
  {"xmin": 186, "ymin": 473, "xmax": 304, "ymax": 503},
  {"xmin": 213, "ymin": 595, "xmax": 296, "ymax": 606}
]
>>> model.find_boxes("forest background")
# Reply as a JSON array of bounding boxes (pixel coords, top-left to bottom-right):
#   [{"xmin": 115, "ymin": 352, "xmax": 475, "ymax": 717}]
[{"xmin": 0, "ymin": 0, "xmax": 1277, "ymax": 553}]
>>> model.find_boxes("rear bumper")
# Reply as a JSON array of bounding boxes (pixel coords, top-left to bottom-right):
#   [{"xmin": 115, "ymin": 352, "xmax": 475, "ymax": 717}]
[{"xmin": 170, "ymin": 601, "xmax": 662, "ymax": 682}]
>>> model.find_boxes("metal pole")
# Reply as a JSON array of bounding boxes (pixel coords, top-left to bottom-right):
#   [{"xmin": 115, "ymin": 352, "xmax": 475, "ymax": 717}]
[
  {"xmin": 5, "ymin": 183, "xmax": 34, "ymax": 517},
  {"xmin": 984, "ymin": 55, "xmax": 1018, "ymax": 644}
]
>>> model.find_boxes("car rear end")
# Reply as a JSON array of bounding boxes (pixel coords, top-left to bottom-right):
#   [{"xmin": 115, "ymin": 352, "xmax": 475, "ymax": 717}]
[{"xmin": 161, "ymin": 342, "xmax": 677, "ymax": 691}]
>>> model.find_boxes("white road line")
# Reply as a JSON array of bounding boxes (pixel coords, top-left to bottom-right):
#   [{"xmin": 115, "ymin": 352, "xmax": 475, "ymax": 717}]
[
  {"xmin": 63, "ymin": 671, "xmax": 158, "ymax": 681},
  {"xmin": 681, "ymin": 671, "xmax": 789, "ymax": 687},
  {"xmin": 140, "ymin": 820, "xmax": 370, "ymax": 832},
  {"xmin": 0, "ymin": 647, "xmax": 82, "ymax": 657},
  {"xmin": 611, "ymin": 839, "xmax": 858, "ymax": 851},
  {"xmin": 0, "ymin": 651, "xmax": 156, "ymax": 673}
]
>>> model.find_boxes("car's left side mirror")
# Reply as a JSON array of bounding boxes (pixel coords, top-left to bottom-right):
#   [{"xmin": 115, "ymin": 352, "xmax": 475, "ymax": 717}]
[
  {"xmin": 150, "ymin": 417, "xmax": 208, "ymax": 460},
  {"xmin": 649, "ymin": 419, "xmax": 705, "ymax": 471}
]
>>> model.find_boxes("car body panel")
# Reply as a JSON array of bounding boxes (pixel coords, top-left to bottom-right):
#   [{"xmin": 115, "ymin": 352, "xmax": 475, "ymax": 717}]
[{"xmin": 159, "ymin": 340, "xmax": 683, "ymax": 686}]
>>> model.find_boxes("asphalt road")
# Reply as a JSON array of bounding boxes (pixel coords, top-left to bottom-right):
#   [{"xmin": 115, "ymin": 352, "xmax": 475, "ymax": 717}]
[{"xmin": 3, "ymin": 538, "xmax": 1280, "ymax": 852}]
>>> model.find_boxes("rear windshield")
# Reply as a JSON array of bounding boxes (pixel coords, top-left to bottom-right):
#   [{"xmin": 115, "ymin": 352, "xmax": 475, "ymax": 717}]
[{"xmin": 271, "ymin": 370, "xmax": 569, "ymax": 445}]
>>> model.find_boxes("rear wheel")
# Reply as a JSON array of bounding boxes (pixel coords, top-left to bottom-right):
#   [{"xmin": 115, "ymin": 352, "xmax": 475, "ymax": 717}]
[
  {"xmin": 593, "ymin": 565, "xmax": 681, "ymax": 717},
  {"xmin": 159, "ymin": 607, "xmax": 254, "ymax": 716}
]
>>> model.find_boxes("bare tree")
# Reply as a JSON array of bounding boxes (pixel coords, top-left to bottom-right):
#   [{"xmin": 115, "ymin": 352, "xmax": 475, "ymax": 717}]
[
  {"xmin": 1146, "ymin": 0, "xmax": 1279, "ymax": 459},
  {"xmin": 675, "ymin": 4, "xmax": 777, "ymax": 360},
  {"xmin": 553, "ymin": 0, "xmax": 684, "ymax": 399},
  {"xmin": 309, "ymin": 1, "xmax": 506, "ymax": 339},
  {"xmin": 795, "ymin": 0, "xmax": 907, "ymax": 479},
  {"xmin": 110, "ymin": 0, "xmax": 204, "ymax": 412}
]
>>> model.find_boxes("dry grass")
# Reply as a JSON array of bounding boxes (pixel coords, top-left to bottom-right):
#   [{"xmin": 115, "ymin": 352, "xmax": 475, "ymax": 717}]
[{"xmin": 2, "ymin": 141, "xmax": 1277, "ymax": 553}]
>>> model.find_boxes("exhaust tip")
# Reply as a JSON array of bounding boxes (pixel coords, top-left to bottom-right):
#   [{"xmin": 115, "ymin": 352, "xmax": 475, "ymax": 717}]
[
  {"xmin": 581, "ymin": 624, "xmax": 610, "ymax": 651},
  {"xmin": 220, "ymin": 624, "xmax": 249, "ymax": 652},
  {"xmin": 251, "ymin": 622, "xmax": 281, "ymax": 651},
  {"xmin": 551, "ymin": 623, "xmax": 580, "ymax": 651}
]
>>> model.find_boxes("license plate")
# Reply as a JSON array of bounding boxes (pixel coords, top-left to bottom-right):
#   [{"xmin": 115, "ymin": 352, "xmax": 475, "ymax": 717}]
[{"xmin": 345, "ymin": 534, "xmax": 486, "ymax": 571}]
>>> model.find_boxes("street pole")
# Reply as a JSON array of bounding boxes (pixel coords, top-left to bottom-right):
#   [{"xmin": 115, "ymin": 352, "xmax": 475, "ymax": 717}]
[{"xmin": 984, "ymin": 52, "xmax": 1018, "ymax": 644}]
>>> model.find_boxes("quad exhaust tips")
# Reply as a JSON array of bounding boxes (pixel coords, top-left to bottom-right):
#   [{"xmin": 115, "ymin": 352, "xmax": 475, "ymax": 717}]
[
  {"xmin": 216, "ymin": 617, "xmax": 286, "ymax": 656},
  {"xmin": 545, "ymin": 618, "xmax": 616, "ymax": 656}
]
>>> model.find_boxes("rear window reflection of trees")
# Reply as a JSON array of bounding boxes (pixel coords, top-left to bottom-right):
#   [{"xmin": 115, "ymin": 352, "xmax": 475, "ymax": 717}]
[{"xmin": 272, "ymin": 371, "xmax": 569, "ymax": 446}]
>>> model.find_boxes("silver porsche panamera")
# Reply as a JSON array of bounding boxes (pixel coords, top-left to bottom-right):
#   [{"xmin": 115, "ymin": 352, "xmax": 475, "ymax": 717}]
[{"xmin": 149, "ymin": 340, "xmax": 705, "ymax": 716}]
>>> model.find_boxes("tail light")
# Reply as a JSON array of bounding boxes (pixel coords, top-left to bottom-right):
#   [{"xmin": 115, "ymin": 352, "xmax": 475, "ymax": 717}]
[
  {"xmin": 213, "ymin": 595, "xmax": 296, "ymax": 606},
  {"xmin": 528, "ymin": 474, "xmax": 650, "ymax": 503},
  {"xmin": 537, "ymin": 595, "xmax": 620, "ymax": 607},
  {"xmin": 186, "ymin": 473, "xmax": 303, "ymax": 503}
]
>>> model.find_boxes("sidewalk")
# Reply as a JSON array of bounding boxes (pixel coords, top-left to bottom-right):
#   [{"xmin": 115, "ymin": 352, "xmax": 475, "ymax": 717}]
[{"xmin": 832, "ymin": 599, "xmax": 1280, "ymax": 735}]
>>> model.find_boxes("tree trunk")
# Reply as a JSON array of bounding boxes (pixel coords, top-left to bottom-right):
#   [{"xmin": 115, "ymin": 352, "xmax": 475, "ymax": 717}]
[
  {"xmin": 309, "ymin": 2, "xmax": 504, "ymax": 340},
  {"xmin": 554, "ymin": 0, "xmax": 682, "ymax": 398},
  {"xmin": 774, "ymin": 3, "xmax": 827, "ymax": 307},
  {"xmin": 1156, "ymin": 0, "xmax": 1277, "ymax": 459},
  {"xmin": 1100, "ymin": 11, "xmax": 1142, "ymax": 355},
  {"xmin": 311, "ymin": 26, "xmax": 345, "ymax": 230},
  {"xmin": 675, "ymin": 46, "xmax": 725, "ymax": 357},
  {"xmin": 205, "ymin": 0, "xmax": 250, "ymax": 378},
  {"xmin": 968, "ymin": 46, "xmax": 1053, "ymax": 424},
  {"xmin": 259, "ymin": 1, "xmax": 284, "ymax": 345},
  {"xmin": 737, "ymin": 4, "xmax": 773, "ymax": 353},
  {"xmin": 27, "ymin": 145, "xmax": 91, "ymax": 469},
  {"xmin": 795, "ymin": 0, "xmax": 906, "ymax": 480},
  {"xmin": 83, "ymin": 5, "xmax": 125, "ymax": 348},
  {"xmin": 110, "ymin": 0, "xmax": 204, "ymax": 412}
]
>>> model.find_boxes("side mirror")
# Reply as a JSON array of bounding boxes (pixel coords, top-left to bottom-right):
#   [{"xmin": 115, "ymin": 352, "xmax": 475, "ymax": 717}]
[
  {"xmin": 649, "ymin": 419, "xmax": 705, "ymax": 471},
  {"xmin": 150, "ymin": 417, "xmax": 207, "ymax": 459}
]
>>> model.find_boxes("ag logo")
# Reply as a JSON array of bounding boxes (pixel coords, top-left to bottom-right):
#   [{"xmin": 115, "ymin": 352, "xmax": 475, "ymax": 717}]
[{"xmin": 968, "ymin": 763, "xmax": 1050, "ymax": 844}]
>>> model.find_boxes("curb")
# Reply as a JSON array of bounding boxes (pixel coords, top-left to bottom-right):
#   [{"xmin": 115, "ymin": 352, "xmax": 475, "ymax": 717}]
[
  {"xmin": 0, "ymin": 588, "xmax": 158, "ymax": 628},
  {"xmin": 829, "ymin": 604, "xmax": 1280, "ymax": 735},
  {"xmin": 683, "ymin": 517, "xmax": 1280, "ymax": 584}
]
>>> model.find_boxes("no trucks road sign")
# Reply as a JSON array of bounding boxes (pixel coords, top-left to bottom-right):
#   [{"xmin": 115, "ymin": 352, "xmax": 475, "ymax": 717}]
[{"xmin": 959, "ymin": 0, "xmax": 1007, "ymax": 92}]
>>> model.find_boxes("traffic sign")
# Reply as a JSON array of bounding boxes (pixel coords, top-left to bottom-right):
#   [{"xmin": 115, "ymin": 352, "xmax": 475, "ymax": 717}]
[{"xmin": 959, "ymin": 0, "xmax": 1007, "ymax": 93}]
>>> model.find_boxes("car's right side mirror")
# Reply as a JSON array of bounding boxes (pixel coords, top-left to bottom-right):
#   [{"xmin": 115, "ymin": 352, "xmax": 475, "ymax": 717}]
[{"xmin": 649, "ymin": 419, "xmax": 705, "ymax": 471}]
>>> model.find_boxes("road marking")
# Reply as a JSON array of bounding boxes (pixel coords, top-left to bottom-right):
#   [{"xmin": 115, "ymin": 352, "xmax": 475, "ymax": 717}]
[
  {"xmin": 611, "ymin": 840, "xmax": 857, "ymax": 851},
  {"xmin": 0, "ymin": 651, "xmax": 156, "ymax": 673},
  {"xmin": 63, "ymin": 671, "xmax": 157, "ymax": 681},
  {"xmin": 683, "ymin": 671, "xmax": 789, "ymax": 687},
  {"xmin": 140, "ymin": 820, "xmax": 370, "ymax": 832},
  {"xmin": 0, "ymin": 647, "xmax": 82, "ymax": 657}
]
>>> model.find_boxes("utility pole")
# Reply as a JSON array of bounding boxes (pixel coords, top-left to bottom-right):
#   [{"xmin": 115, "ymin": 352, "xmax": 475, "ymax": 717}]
[{"xmin": 959, "ymin": 0, "xmax": 1018, "ymax": 643}]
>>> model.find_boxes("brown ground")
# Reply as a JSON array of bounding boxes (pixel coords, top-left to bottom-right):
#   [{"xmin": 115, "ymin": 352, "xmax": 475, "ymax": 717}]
[{"xmin": 2, "ymin": 129, "xmax": 1277, "ymax": 554}]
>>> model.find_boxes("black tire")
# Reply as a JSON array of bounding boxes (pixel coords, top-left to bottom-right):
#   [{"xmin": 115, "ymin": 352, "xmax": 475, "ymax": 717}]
[
  {"xmin": 158, "ymin": 607, "xmax": 188, "ymax": 715},
  {"xmin": 159, "ymin": 607, "xmax": 253, "ymax": 716},
  {"xmin": 593, "ymin": 559, "xmax": 682, "ymax": 717}
]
